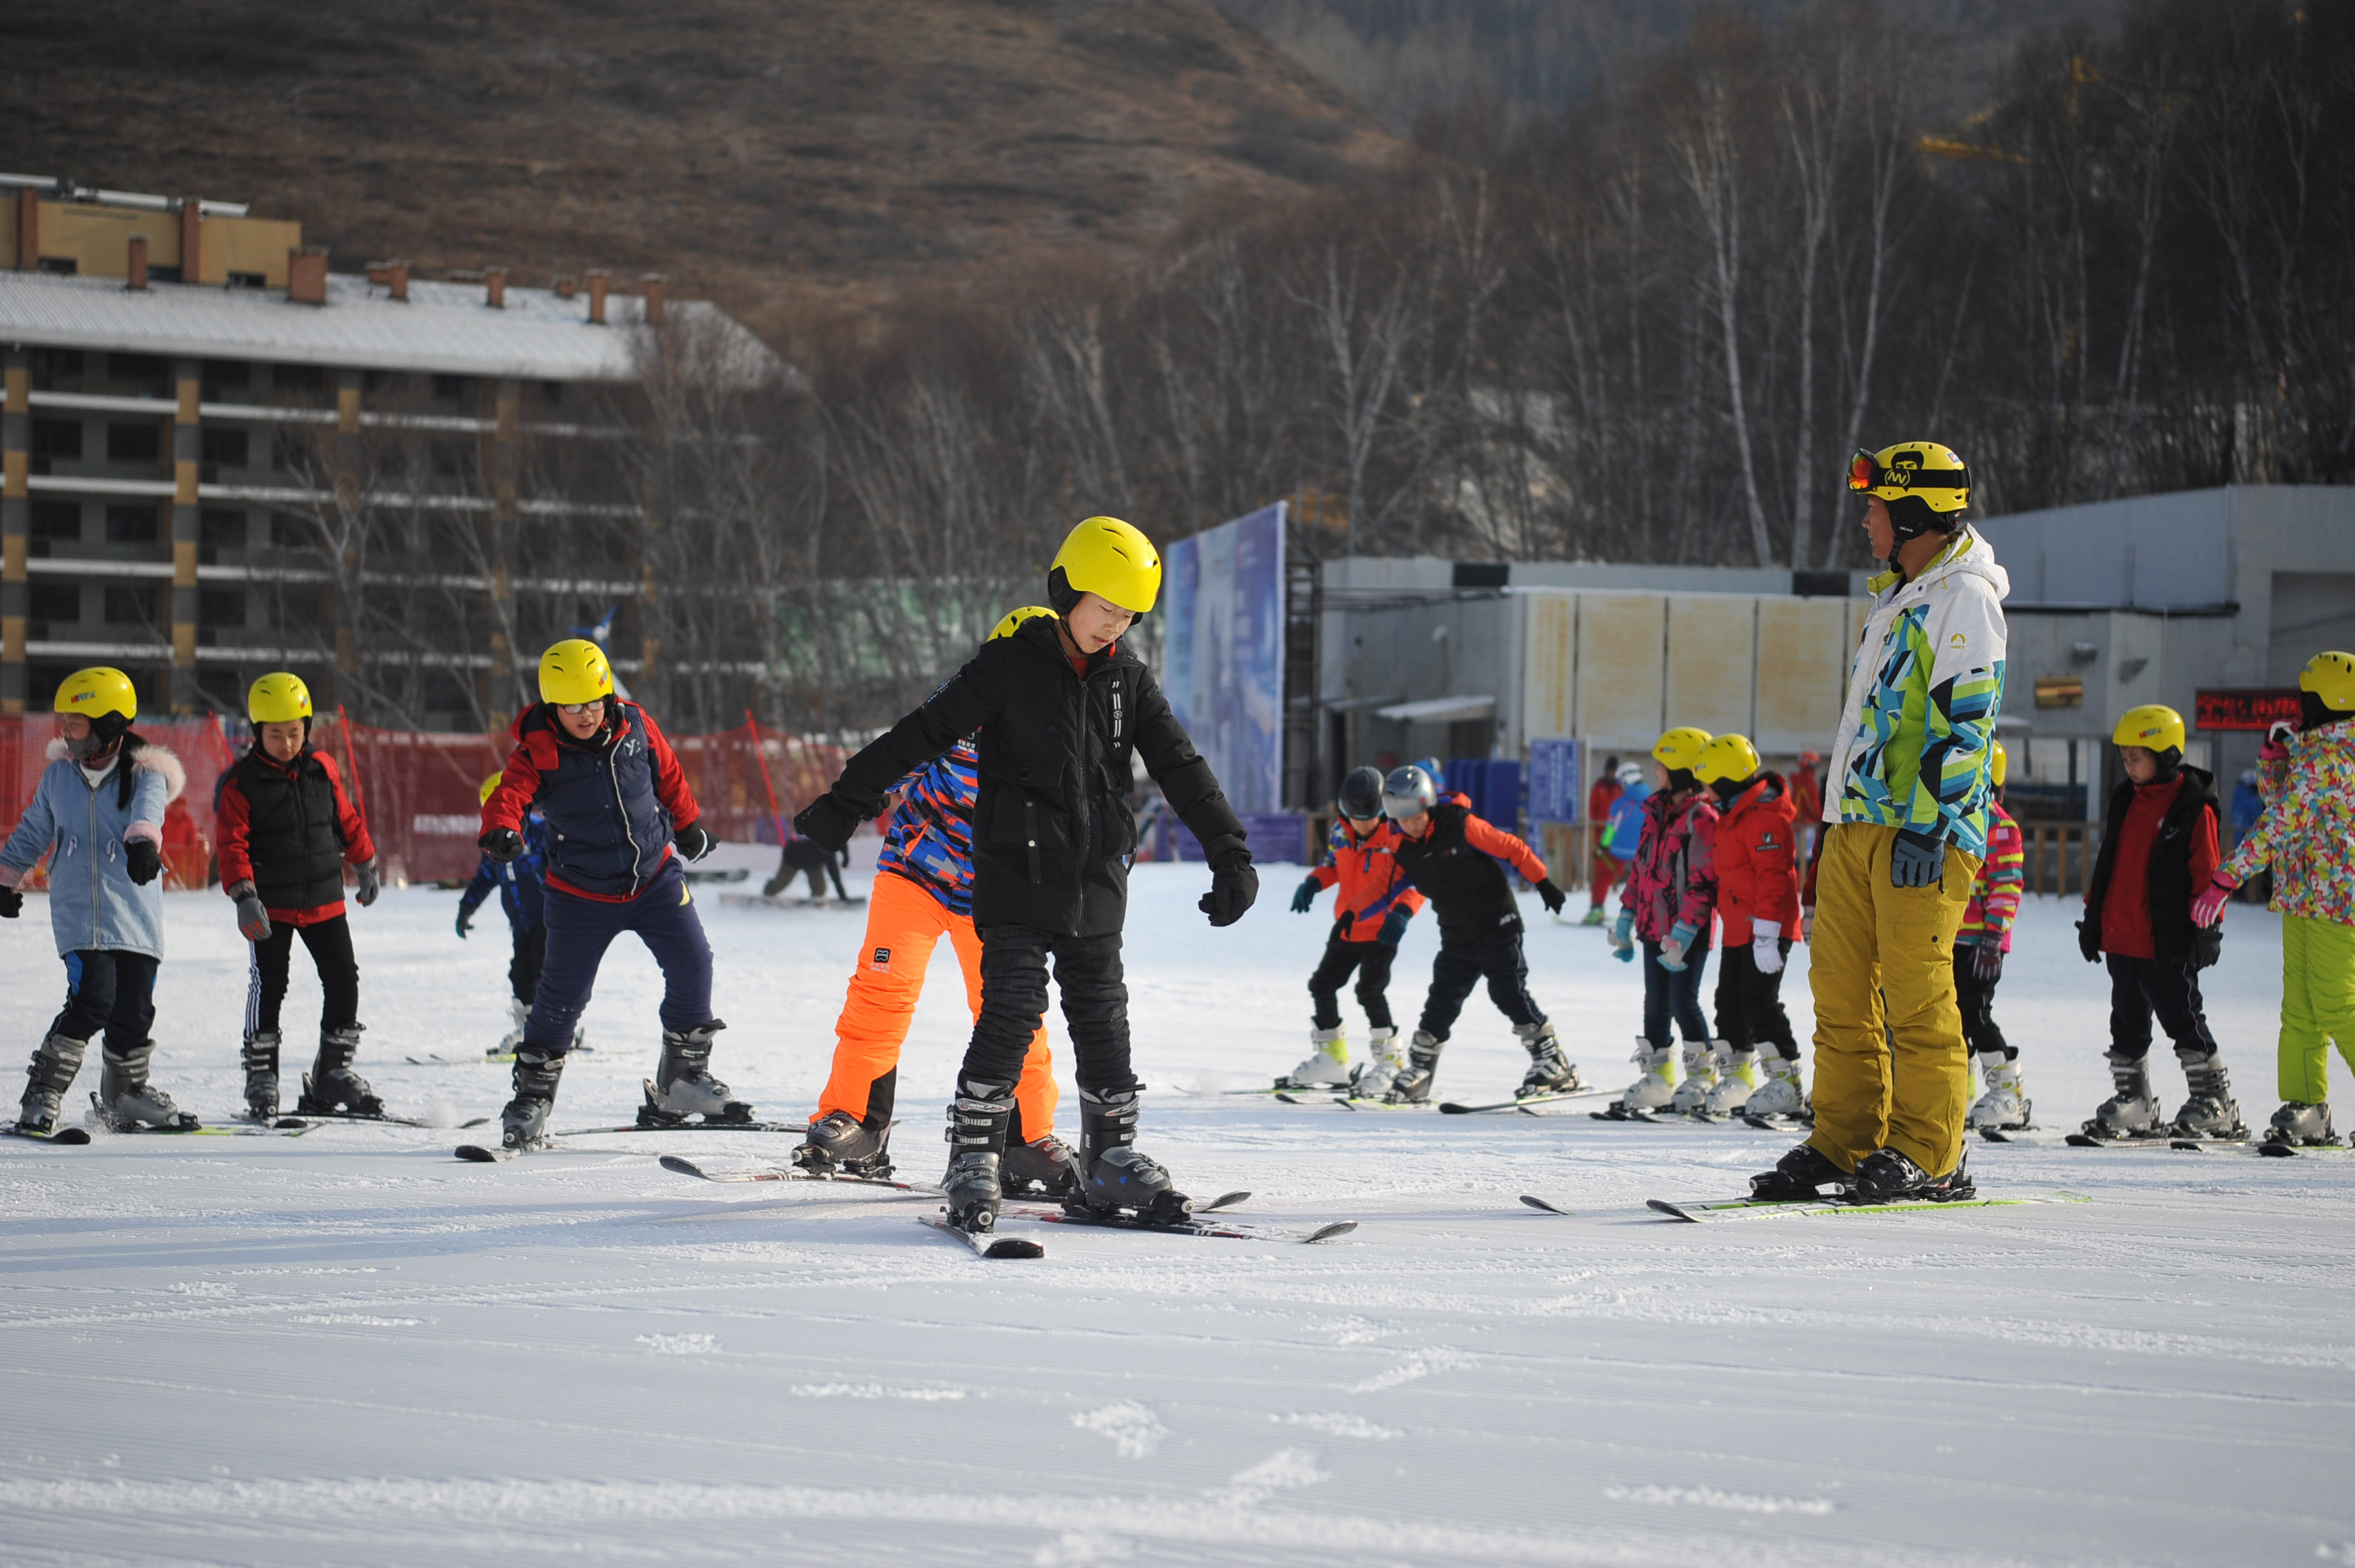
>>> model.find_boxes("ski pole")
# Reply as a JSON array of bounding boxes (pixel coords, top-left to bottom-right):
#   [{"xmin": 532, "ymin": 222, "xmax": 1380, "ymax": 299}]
[{"xmin": 746, "ymin": 709, "xmax": 786, "ymax": 846}]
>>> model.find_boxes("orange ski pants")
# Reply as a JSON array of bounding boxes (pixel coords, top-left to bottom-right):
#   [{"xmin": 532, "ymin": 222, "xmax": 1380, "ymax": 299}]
[{"xmin": 814, "ymin": 869, "xmax": 1057, "ymax": 1141}]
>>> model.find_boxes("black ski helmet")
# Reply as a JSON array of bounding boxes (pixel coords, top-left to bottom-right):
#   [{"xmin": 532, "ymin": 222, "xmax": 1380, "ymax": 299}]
[
  {"xmin": 1380, "ymin": 764, "xmax": 1437, "ymax": 821},
  {"xmin": 1338, "ymin": 766, "xmax": 1385, "ymax": 820}
]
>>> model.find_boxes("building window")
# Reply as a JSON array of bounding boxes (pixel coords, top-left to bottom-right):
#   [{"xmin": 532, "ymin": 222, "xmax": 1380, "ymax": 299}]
[
  {"xmin": 30, "ymin": 348, "xmax": 84, "ymax": 388},
  {"xmin": 539, "ymin": 380, "xmax": 564, "ymax": 408},
  {"xmin": 200, "ymin": 587, "xmax": 246, "ymax": 628},
  {"xmin": 107, "ymin": 353, "xmax": 166, "ymax": 385},
  {"xmin": 107, "ymin": 422, "xmax": 163, "ymax": 463},
  {"xmin": 274, "ymin": 362, "xmax": 325, "ymax": 393},
  {"xmin": 104, "ymin": 584, "xmax": 161, "ymax": 626},
  {"xmin": 200, "ymin": 427, "xmax": 250, "ymax": 467},
  {"xmin": 200, "ymin": 508, "xmax": 247, "ymax": 549},
  {"xmin": 227, "ymin": 271, "xmax": 266, "ymax": 289},
  {"xmin": 431, "ymin": 374, "xmax": 470, "ymax": 404},
  {"xmin": 30, "ymin": 501, "xmax": 80, "ymax": 540},
  {"xmin": 38, "ymin": 257, "xmax": 78, "ymax": 275},
  {"xmin": 270, "ymin": 511, "xmax": 313, "ymax": 549},
  {"xmin": 29, "ymin": 583, "xmax": 81, "ymax": 623},
  {"xmin": 201, "ymin": 359, "xmax": 252, "ymax": 396},
  {"xmin": 30, "ymin": 419, "xmax": 81, "ymax": 459},
  {"xmin": 270, "ymin": 428, "xmax": 319, "ymax": 473},
  {"xmin": 147, "ymin": 265, "xmax": 183, "ymax": 284},
  {"xmin": 430, "ymin": 437, "xmax": 475, "ymax": 479},
  {"xmin": 105, "ymin": 504, "xmax": 161, "ymax": 544}
]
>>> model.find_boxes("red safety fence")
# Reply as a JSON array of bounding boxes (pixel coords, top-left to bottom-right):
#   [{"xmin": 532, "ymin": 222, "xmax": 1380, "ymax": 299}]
[{"xmin": 0, "ymin": 714, "xmax": 851, "ymax": 890}]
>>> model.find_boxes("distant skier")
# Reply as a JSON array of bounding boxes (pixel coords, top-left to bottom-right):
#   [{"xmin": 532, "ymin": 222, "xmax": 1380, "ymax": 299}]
[
  {"xmin": 1603, "ymin": 728, "xmax": 1720, "ymax": 1116},
  {"xmin": 1754, "ymin": 442, "xmax": 2005, "ymax": 1205},
  {"xmin": 766, "ymin": 832, "xmax": 851, "ymax": 903},
  {"xmin": 1379, "ymin": 763, "xmax": 1572, "ymax": 1104},
  {"xmin": 2075, "ymin": 705, "xmax": 2236, "ymax": 1141},
  {"xmin": 2196, "ymin": 652, "xmax": 2355, "ymax": 1147},
  {"xmin": 794, "ymin": 517, "xmax": 1257, "ymax": 1237},
  {"xmin": 1581, "ymin": 754, "xmax": 1625, "ymax": 925},
  {"xmin": 477, "ymin": 640, "xmax": 740, "ymax": 1151},
  {"xmin": 216, "ymin": 672, "xmax": 384, "ymax": 1121},
  {"xmin": 1279, "ymin": 764, "xmax": 1425, "ymax": 1095},
  {"xmin": 1957, "ymin": 741, "xmax": 2027, "ymax": 1130},
  {"xmin": 455, "ymin": 771, "xmax": 570, "ymax": 1059},
  {"xmin": 1, "ymin": 668, "xmax": 195, "ymax": 1135},
  {"xmin": 793, "ymin": 606, "xmax": 1067, "ymax": 1192},
  {"xmin": 1695, "ymin": 733, "xmax": 1801, "ymax": 1119}
]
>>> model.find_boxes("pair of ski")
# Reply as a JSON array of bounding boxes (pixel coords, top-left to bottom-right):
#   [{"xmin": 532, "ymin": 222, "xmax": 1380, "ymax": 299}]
[
  {"xmin": 2039, "ymin": 1129, "xmax": 2345, "ymax": 1158},
  {"xmin": 1263, "ymin": 1087, "xmax": 1609, "ymax": 1115},
  {"xmin": 1518, "ymin": 1190, "xmax": 2092, "ymax": 1223}
]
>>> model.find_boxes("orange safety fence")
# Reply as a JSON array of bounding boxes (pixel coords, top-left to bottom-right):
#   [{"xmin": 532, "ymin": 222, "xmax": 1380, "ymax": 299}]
[{"xmin": 1, "ymin": 714, "xmax": 851, "ymax": 891}]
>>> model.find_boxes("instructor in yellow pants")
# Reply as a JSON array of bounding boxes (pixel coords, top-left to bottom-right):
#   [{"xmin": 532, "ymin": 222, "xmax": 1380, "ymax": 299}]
[{"xmin": 1757, "ymin": 440, "xmax": 2008, "ymax": 1204}]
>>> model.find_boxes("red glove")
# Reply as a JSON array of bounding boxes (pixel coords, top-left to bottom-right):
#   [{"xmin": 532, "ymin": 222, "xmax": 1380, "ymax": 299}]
[{"xmin": 2191, "ymin": 876, "xmax": 2237, "ymax": 928}]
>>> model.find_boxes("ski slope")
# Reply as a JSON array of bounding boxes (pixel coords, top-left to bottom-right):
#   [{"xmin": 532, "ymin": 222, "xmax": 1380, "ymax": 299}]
[{"xmin": 3, "ymin": 858, "xmax": 2351, "ymax": 1567}]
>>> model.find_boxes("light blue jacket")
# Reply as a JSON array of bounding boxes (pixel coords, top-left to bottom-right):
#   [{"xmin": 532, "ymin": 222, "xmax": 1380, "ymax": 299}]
[{"xmin": 0, "ymin": 738, "xmax": 186, "ymax": 959}]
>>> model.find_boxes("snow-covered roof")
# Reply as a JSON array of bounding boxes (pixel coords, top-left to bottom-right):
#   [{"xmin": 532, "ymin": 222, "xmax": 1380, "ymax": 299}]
[{"xmin": 0, "ymin": 269, "xmax": 783, "ymax": 384}]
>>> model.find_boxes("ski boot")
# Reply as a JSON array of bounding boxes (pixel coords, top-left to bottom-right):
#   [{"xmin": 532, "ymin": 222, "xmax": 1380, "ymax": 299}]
[
  {"xmin": 297, "ymin": 1025, "xmax": 382, "ymax": 1117},
  {"xmin": 793, "ymin": 1111, "xmax": 894, "ymax": 1178},
  {"xmin": 1578, "ymin": 905, "xmax": 1607, "ymax": 927},
  {"xmin": 1604, "ymin": 1038, "xmax": 1677, "ymax": 1118},
  {"xmin": 240, "ymin": 1030, "xmax": 281, "ymax": 1123},
  {"xmin": 1348, "ymin": 1025, "xmax": 1407, "ymax": 1100},
  {"xmin": 1383, "ymin": 1030, "xmax": 1445, "ymax": 1104},
  {"xmin": 1702, "ymin": 1045, "xmax": 1757, "ymax": 1116},
  {"xmin": 641, "ymin": 1021, "xmax": 753, "ymax": 1126},
  {"xmin": 499, "ymin": 1047, "xmax": 565, "ymax": 1152},
  {"xmin": 16, "ymin": 1032, "xmax": 88, "ymax": 1136},
  {"xmin": 1750, "ymin": 1142, "xmax": 1850, "ymax": 1201},
  {"xmin": 1965, "ymin": 1051, "xmax": 2030, "ymax": 1131},
  {"xmin": 2081, "ymin": 1050, "xmax": 2165, "ymax": 1140},
  {"xmin": 1276, "ymin": 1027, "xmax": 1351, "ymax": 1091},
  {"xmin": 940, "ymin": 1077, "xmax": 1015, "ymax": 1232},
  {"xmin": 487, "ymin": 997, "xmax": 530, "ymax": 1059},
  {"xmin": 1513, "ymin": 1018, "xmax": 1583, "ymax": 1097},
  {"xmin": 1073, "ymin": 1084, "xmax": 1190, "ymax": 1223},
  {"xmin": 1851, "ymin": 1147, "xmax": 1975, "ymax": 1203},
  {"xmin": 95, "ymin": 1041, "xmax": 198, "ymax": 1132},
  {"xmin": 2264, "ymin": 1101, "xmax": 2337, "ymax": 1148},
  {"xmin": 1668, "ymin": 1038, "xmax": 1720, "ymax": 1115},
  {"xmin": 1744, "ymin": 1052, "xmax": 1808, "ymax": 1119},
  {"xmin": 1002, "ymin": 1132, "xmax": 1080, "ymax": 1198},
  {"xmin": 2169, "ymin": 1045, "xmax": 2244, "ymax": 1138}
]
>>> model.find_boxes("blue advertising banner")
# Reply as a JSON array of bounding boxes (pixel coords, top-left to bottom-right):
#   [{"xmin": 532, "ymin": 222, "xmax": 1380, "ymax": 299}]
[
  {"xmin": 1161, "ymin": 502, "xmax": 1286, "ymax": 814},
  {"xmin": 1527, "ymin": 738, "xmax": 1583, "ymax": 823}
]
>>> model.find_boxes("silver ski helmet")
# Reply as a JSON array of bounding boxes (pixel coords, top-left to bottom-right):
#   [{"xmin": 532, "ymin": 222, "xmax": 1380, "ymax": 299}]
[
  {"xmin": 1381, "ymin": 765, "xmax": 1437, "ymax": 822},
  {"xmin": 1338, "ymin": 766, "xmax": 1386, "ymax": 820}
]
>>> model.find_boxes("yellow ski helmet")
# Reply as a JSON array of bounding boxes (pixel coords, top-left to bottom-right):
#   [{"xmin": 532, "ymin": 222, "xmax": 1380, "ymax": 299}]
[
  {"xmin": 991, "ymin": 605, "xmax": 1057, "ymax": 641},
  {"xmin": 53, "ymin": 666, "xmax": 137, "ymax": 725},
  {"xmin": 538, "ymin": 639, "xmax": 615, "ymax": 706},
  {"xmin": 1652, "ymin": 726, "xmax": 1713, "ymax": 774},
  {"xmin": 2113, "ymin": 704, "xmax": 2186, "ymax": 756},
  {"xmin": 479, "ymin": 771, "xmax": 504, "ymax": 807},
  {"xmin": 1694, "ymin": 733, "xmax": 1761, "ymax": 786},
  {"xmin": 1049, "ymin": 516, "xmax": 1161, "ymax": 616},
  {"xmin": 1989, "ymin": 740, "xmax": 2008, "ymax": 789},
  {"xmin": 2300, "ymin": 650, "xmax": 2355, "ymax": 713},
  {"xmin": 247, "ymin": 672, "xmax": 314, "ymax": 725}
]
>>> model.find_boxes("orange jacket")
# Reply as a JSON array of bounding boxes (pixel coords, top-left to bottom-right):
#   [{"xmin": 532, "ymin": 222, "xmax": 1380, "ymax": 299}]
[
  {"xmin": 1308, "ymin": 817, "xmax": 1427, "ymax": 942},
  {"xmin": 1713, "ymin": 772, "xmax": 1802, "ymax": 943}
]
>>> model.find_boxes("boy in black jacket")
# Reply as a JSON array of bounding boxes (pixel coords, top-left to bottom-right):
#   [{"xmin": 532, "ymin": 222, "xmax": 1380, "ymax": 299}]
[{"xmin": 796, "ymin": 517, "xmax": 1256, "ymax": 1234}]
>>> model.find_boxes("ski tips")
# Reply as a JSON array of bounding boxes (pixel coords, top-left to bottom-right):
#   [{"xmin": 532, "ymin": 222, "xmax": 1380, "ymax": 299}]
[
  {"xmin": 1518, "ymin": 1194, "xmax": 1573, "ymax": 1215},
  {"xmin": 658, "ymin": 1154, "xmax": 708, "ymax": 1178}
]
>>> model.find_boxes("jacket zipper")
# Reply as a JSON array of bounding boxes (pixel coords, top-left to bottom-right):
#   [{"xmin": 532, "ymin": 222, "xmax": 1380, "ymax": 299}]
[
  {"xmin": 87, "ymin": 774, "xmax": 101, "ymax": 950},
  {"xmin": 611, "ymin": 726, "xmax": 643, "ymax": 896},
  {"xmin": 1024, "ymin": 799, "xmax": 1041, "ymax": 885}
]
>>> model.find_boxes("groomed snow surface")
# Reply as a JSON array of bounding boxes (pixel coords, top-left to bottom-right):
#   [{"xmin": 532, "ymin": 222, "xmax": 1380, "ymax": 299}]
[{"xmin": 4, "ymin": 853, "xmax": 2352, "ymax": 1568}]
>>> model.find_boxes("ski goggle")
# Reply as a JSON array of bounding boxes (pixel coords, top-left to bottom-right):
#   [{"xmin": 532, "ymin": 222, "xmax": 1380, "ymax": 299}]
[{"xmin": 1846, "ymin": 450, "xmax": 1882, "ymax": 491}]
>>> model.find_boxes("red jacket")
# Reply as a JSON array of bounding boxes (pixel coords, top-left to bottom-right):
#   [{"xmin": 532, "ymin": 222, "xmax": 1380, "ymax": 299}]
[
  {"xmin": 1308, "ymin": 817, "xmax": 1427, "ymax": 942},
  {"xmin": 1587, "ymin": 774, "xmax": 1623, "ymax": 825},
  {"xmin": 1712, "ymin": 772, "xmax": 1801, "ymax": 943}
]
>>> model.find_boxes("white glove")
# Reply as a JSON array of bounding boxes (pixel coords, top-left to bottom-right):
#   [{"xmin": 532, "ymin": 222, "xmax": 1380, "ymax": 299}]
[{"xmin": 1751, "ymin": 933, "xmax": 1784, "ymax": 975}]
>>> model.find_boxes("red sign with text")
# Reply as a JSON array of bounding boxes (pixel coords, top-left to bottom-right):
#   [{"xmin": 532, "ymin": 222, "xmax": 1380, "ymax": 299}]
[{"xmin": 2194, "ymin": 689, "xmax": 2302, "ymax": 731}]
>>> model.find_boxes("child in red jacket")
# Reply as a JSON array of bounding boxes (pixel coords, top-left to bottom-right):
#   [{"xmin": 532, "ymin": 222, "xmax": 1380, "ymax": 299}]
[
  {"xmin": 1696, "ymin": 734, "xmax": 1805, "ymax": 1120},
  {"xmin": 215, "ymin": 673, "xmax": 382, "ymax": 1121},
  {"xmin": 1280, "ymin": 766, "xmax": 1427, "ymax": 1095},
  {"xmin": 1959, "ymin": 741, "xmax": 2029, "ymax": 1129}
]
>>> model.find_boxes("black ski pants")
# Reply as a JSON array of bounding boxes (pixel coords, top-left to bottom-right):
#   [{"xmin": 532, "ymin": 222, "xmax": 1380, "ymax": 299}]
[
  {"xmin": 1953, "ymin": 946, "xmax": 2012, "ymax": 1059},
  {"xmin": 2106, "ymin": 953, "xmax": 2218, "ymax": 1061},
  {"xmin": 509, "ymin": 922, "xmax": 547, "ymax": 1007},
  {"xmin": 246, "ymin": 915, "xmax": 359, "ymax": 1035},
  {"xmin": 53, "ymin": 949, "xmax": 158, "ymax": 1055},
  {"xmin": 1418, "ymin": 925, "xmax": 1544, "ymax": 1042},
  {"xmin": 1641, "ymin": 937, "xmax": 1712, "ymax": 1048},
  {"xmin": 1308, "ymin": 933, "xmax": 1398, "ymax": 1032},
  {"xmin": 967, "ymin": 924, "xmax": 1132, "ymax": 1095},
  {"xmin": 1712, "ymin": 936, "xmax": 1798, "ymax": 1060}
]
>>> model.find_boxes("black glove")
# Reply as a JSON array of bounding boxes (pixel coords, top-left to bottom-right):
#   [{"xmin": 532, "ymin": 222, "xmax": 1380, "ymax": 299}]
[
  {"xmin": 1534, "ymin": 876, "xmax": 1566, "ymax": 915},
  {"xmin": 0, "ymin": 886, "xmax": 20, "ymax": 919},
  {"xmin": 1888, "ymin": 829, "xmax": 1945, "ymax": 889},
  {"xmin": 126, "ymin": 839, "xmax": 163, "ymax": 886},
  {"xmin": 2076, "ymin": 917, "xmax": 2101, "ymax": 964},
  {"xmin": 1972, "ymin": 939, "xmax": 2004, "ymax": 983},
  {"xmin": 1199, "ymin": 837, "xmax": 1258, "ymax": 928},
  {"xmin": 1289, "ymin": 877, "xmax": 1318, "ymax": 914},
  {"xmin": 792, "ymin": 790, "xmax": 869, "ymax": 854},
  {"xmin": 675, "ymin": 823, "xmax": 714, "ymax": 862},
  {"xmin": 353, "ymin": 857, "xmax": 381, "ymax": 907},
  {"xmin": 456, "ymin": 903, "xmax": 475, "ymax": 939},
  {"xmin": 1378, "ymin": 907, "xmax": 1411, "ymax": 945},
  {"xmin": 479, "ymin": 828, "xmax": 524, "ymax": 864}
]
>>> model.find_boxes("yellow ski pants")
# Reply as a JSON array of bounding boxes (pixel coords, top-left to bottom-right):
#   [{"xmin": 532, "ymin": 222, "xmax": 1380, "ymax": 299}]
[
  {"xmin": 2279, "ymin": 913, "xmax": 2355, "ymax": 1104},
  {"xmin": 1807, "ymin": 823, "xmax": 1981, "ymax": 1177}
]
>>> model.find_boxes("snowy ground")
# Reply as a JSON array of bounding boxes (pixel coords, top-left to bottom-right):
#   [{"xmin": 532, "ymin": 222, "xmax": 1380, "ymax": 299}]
[{"xmin": 4, "ymin": 856, "xmax": 2353, "ymax": 1567}]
